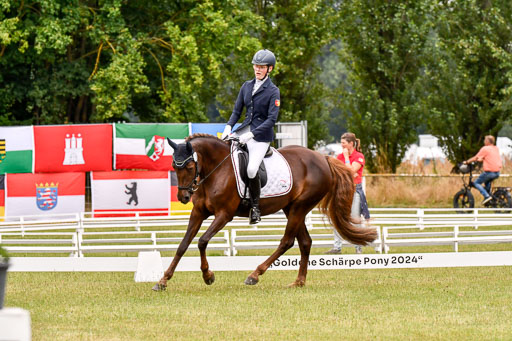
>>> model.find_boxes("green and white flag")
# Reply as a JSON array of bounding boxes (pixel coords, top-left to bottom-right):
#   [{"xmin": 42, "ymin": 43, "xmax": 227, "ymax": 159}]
[
  {"xmin": 114, "ymin": 123, "xmax": 190, "ymax": 170},
  {"xmin": 0, "ymin": 126, "xmax": 34, "ymax": 174}
]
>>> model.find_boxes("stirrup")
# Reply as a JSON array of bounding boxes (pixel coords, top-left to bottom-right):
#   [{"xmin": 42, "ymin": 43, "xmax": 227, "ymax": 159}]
[{"xmin": 249, "ymin": 207, "xmax": 261, "ymax": 225}]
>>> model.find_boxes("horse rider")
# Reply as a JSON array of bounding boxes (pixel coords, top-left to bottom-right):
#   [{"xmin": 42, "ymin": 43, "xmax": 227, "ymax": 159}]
[{"xmin": 221, "ymin": 49, "xmax": 281, "ymax": 224}]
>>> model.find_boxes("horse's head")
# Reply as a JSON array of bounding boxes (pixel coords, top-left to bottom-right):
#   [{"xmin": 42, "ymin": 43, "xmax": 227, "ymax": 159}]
[{"xmin": 167, "ymin": 138, "xmax": 198, "ymax": 204}]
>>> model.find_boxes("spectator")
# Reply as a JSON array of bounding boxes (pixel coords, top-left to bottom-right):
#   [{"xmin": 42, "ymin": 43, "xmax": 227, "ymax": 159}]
[
  {"xmin": 326, "ymin": 132, "xmax": 370, "ymax": 254},
  {"xmin": 464, "ymin": 135, "xmax": 502, "ymax": 205}
]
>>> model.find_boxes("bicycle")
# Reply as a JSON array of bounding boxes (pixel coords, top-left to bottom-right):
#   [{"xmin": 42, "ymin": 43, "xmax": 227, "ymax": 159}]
[{"xmin": 453, "ymin": 162, "xmax": 512, "ymax": 213}]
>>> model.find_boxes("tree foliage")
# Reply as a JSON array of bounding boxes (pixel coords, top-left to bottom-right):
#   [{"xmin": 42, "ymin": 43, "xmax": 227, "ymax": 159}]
[
  {"xmin": 336, "ymin": 0, "xmax": 437, "ymax": 172},
  {"xmin": 421, "ymin": 0, "xmax": 512, "ymax": 163},
  {"xmin": 0, "ymin": 0, "xmax": 260, "ymax": 124}
]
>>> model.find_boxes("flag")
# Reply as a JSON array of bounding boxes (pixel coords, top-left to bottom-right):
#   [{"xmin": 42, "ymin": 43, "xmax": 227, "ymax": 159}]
[
  {"xmin": 5, "ymin": 173, "xmax": 85, "ymax": 216},
  {"xmin": 114, "ymin": 123, "xmax": 189, "ymax": 170},
  {"xmin": 91, "ymin": 171, "xmax": 170, "ymax": 217},
  {"xmin": 190, "ymin": 123, "xmax": 241, "ymax": 139},
  {"xmin": 170, "ymin": 171, "xmax": 193, "ymax": 214},
  {"xmin": 0, "ymin": 126, "xmax": 34, "ymax": 173},
  {"xmin": 34, "ymin": 124, "xmax": 112, "ymax": 172},
  {"xmin": 0, "ymin": 175, "xmax": 4, "ymax": 217}
]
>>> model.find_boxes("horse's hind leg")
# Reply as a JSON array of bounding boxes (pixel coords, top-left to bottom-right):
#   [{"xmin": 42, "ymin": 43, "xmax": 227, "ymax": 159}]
[
  {"xmin": 288, "ymin": 221, "xmax": 311, "ymax": 288},
  {"xmin": 245, "ymin": 209, "xmax": 304, "ymax": 286}
]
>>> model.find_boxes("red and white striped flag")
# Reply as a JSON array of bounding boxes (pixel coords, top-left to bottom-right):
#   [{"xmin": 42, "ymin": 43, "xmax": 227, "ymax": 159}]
[{"xmin": 5, "ymin": 173, "xmax": 85, "ymax": 216}]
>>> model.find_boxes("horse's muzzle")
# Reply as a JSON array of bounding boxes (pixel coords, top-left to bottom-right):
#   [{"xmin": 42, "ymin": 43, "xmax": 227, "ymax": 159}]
[{"xmin": 179, "ymin": 192, "xmax": 191, "ymax": 204}]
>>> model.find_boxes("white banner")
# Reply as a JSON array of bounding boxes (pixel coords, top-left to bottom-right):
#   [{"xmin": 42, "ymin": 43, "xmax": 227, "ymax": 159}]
[{"xmin": 8, "ymin": 252, "xmax": 512, "ymax": 272}]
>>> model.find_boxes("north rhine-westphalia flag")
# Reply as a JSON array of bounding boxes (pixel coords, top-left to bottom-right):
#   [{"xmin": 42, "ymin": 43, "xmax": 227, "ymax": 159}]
[
  {"xmin": 114, "ymin": 123, "xmax": 189, "ymax": 170},
  {"xmin": 34, "ymin": 124, "xmax": 112, "ymax": 173},
  {"xmin": 91, "ymin": 171, "xmax": 170, "ymax": 217},
  {"xmin": 5, "ymin": 173, "xmax": 85, "ymax": 216},
  {"xmin": 0, "ymin": 126, "xmax": 34, "ymax": 173}
]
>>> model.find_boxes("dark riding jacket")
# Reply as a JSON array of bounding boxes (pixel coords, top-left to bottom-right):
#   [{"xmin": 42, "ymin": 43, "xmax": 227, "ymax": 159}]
[{"xmin": 227, "ymin": 77, "xmax": 280, "ymax": 142}]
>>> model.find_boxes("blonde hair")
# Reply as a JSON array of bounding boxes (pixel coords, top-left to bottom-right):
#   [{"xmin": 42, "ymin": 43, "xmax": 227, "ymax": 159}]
[{"xmin": 341, "ymin": 132, "xmax": 362, "ymax": 152}]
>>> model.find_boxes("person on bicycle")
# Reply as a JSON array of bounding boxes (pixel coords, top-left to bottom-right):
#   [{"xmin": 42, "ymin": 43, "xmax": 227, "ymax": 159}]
[
  {"xmin": 221, "ymin": 49, "xmax": 281, "ymax": 224},
  {"xmin": 464, "ymin": 135, "xmax": 502, "ymax": 205}
]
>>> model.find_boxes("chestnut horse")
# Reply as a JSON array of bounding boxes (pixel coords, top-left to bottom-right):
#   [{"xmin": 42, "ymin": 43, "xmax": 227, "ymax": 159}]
[{"xmin": 153, "ymin": 134, "xmax": 377, "ymax": 291}]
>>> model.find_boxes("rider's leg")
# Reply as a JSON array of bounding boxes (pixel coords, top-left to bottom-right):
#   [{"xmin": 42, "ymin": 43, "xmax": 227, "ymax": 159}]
[
  {"xmin": 473, "ymin": 171, "xmax": 499, "ymax": 203},
  {"xmin": 246, "ymin": 138, "xmax": 270, "ymax": 224}
]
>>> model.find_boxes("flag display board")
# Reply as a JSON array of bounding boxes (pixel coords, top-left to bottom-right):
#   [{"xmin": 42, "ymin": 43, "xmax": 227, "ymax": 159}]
[
  {"xmin": 5, "ymin": 172, "xmax": 85, "ymax": 216},
  {"xmin": 91, "ymin": 171, "xmax": 170, "ymax": 217},
  {"xmin": 114, "ymin": 123, "xmax": 189, "ymax": 171},
  {"xmin": 0, "ymin": 126, "xmax": 34, "ymax": 174},
  {"xmin": 0, "ymin": 175, "xmax": 4, "ymax": 217},
  {"xmin": 34, "ymin": 124, "xmax": 112, "ymax": 173}
]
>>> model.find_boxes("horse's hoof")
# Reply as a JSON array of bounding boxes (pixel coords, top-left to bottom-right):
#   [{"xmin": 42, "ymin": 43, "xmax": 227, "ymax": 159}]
[
  {"xmin": 244, "ymin": 276, "xmax": 259, "ymax": 285},
  {"xmin": 204, "ymin": 272, "xmax": 215, "ymax": 285},
  {"xmin": 287, "ymin": 281, "xmax": 305, "ymax": 288},
  {"xmin": 152, "ymin": 283, "xmax": 167, "ymax": 292}
]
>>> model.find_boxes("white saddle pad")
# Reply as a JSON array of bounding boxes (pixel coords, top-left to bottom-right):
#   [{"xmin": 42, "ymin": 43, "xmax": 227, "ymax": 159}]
[{"xmin": 231, "ymin": 144, "xmax": 293, "ymax": 198}]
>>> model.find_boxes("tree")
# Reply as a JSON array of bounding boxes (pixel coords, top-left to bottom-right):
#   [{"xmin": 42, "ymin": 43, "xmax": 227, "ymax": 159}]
[
  {"xmin": 336, "ymin": 0, "xmax": 437, "ymax": 172},
  {"xmin": 421, "ymin": 0, "xmax": 512, "ymax": 163},
  {"xmin": 0, "ymin": 0, "xmax": 260, "ymax": 124}
]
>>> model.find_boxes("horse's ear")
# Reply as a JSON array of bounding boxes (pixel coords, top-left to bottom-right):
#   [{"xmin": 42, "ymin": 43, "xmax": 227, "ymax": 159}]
[
  {"xmin": 167, "ymin": 138, "xmax": 179, "ymax": 151},
  {"xmin": 186, "ymin": 141, "xmax": 193, "ymax": 153}
]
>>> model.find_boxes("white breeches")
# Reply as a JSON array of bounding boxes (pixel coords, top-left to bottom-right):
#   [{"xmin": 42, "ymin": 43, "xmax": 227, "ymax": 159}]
[{"xmin": 233, "ymin": 126, "xmax": 270, "ymax": 179}]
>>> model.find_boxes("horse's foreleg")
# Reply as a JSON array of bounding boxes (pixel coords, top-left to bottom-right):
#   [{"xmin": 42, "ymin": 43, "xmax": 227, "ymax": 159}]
[
  {"xmin": 245, "ymin": 215, "xmax": 300, "ymax": 286},
  {"xmin": 288, "ymin": 221, "xmax": 311, "ymax": 288},
  {"xmin": 152, "ymin": 209, "xmax": 207, "ymax": 292},
  {"xmin": 198, "ymin": 212, "xmax": 231, "ymax": 285}
]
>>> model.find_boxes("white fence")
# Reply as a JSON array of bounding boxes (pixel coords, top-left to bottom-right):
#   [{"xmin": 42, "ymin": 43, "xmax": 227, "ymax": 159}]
[{"xmin": 1, "ymin": 208, "xmax": 512, "ymax": 256}]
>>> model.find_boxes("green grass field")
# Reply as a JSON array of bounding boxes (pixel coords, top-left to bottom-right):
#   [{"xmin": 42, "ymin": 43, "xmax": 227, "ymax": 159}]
[{"xmin": 4, "ymin": 266, "xmax": 512, "ymax": 340}]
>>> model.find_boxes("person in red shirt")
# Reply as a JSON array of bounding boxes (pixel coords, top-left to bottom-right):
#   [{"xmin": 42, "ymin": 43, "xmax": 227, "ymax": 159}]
[
  {"xmin": 326, "ymin": 132, "xmax": 370, "ymax": 254},
  {"xmin": 464, "ymin": 135, "xmax": 502, "ymax": 205}
]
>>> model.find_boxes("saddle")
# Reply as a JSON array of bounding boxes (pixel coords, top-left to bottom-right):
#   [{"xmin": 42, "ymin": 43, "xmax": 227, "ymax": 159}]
[{"xmin": 236, "ymin": 144, "xmax": 272, "ymax": 189}]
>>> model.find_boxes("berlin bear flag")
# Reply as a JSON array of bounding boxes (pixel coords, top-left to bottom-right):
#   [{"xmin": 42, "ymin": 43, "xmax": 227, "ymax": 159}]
[
  {"xmin": 5, "ymin": 173, "xmax": 85, "ymax": 216},
  {"xmin": 34, "ymin": 124, "xmax": 112, "ymax": 173},
  {"xmin": 114, "ymin": 123, "xmax": 189, "ymax": 170},
  {"xmin": 91, "ymin": 171, "xmax": 170, "ymax": 217}
]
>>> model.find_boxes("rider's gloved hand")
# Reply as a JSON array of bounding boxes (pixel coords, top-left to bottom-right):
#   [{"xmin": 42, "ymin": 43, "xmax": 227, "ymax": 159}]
[
  {"xmin": 239, "ymin": 132, "xmax": 254, "ymax": 144},
  {"xmin": 221, "ymin": 125, "xmax": 232, "ymax": 140}
]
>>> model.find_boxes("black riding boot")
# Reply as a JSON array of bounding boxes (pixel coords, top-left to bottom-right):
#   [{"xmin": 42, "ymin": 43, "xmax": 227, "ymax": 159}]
[{"xmin": 248, "ymin": 174, "xmax": 261, "ymax": 224}]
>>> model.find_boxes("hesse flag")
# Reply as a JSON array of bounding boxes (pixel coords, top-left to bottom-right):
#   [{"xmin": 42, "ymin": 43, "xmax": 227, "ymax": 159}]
[
  {"xmin": 114, "ymin": 123, "xmax": 189, "ymax": 170},
  {"xmin": 5, "ymin": 173, "xmax": 85, "ymax": 216},
  {"xmin": 91, "ymin": 171, "xmax": 170, "ymax": 216},
  {"xmin": 34, "ymin": 124, "xmax": 112, "ymax": 173},
  {"xmin": 0, "ymin": 126, "xmax": 34, "ymax": 173}
]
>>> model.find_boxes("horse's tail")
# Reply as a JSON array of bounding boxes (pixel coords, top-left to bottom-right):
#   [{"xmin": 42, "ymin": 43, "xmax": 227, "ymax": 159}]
[{"xmin": 319, "ymin": 156, "xmax": 378, "ymax": 245}]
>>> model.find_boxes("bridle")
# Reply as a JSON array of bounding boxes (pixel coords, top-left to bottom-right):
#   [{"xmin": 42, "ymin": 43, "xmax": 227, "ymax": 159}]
[{"xmin": 173, "ymin": 144, "xmax": 235, "ymax": 194}]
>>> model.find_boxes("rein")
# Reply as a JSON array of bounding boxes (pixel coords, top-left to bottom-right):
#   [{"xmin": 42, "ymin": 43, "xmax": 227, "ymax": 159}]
[{"xmin": 176, "ymin": 145, "xmax": 235, "ymax": 194}]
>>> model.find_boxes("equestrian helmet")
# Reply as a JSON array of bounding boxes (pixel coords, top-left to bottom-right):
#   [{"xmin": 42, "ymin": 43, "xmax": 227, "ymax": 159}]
[{"xmin": 252, "ymin": 49, "xmax": 276, "ymax": 67}]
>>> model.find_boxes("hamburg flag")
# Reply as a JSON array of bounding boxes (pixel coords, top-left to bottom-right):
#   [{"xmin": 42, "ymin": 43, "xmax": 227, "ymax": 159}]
[
  {"xmin": 34, "ymin": 124, "xmax": 112, "ymax": 173},
  {"xmin": 5, "ymin": 173, "xmax": 85, "ymax": 216},
  {"xmin": 0, "ymin": 126, "xmax": 34, "ymax": 174},
  {"xmin": 114, "ymin": 123, "xmax": 189, "ymax": 171},
  {"xmin": 91, "ymin": 171, "xmax": 170, "ymax": 217}
]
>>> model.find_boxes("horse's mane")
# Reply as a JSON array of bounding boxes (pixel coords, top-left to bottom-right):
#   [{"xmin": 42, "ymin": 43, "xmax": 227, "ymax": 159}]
[{"xmin": 185, "ymin": 133, "xmax": 229, "ymax": 145}]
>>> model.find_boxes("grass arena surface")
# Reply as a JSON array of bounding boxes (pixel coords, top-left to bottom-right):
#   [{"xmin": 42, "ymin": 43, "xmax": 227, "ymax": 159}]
[{"xmin": 5, "ymin": 267, "xmax": 512, "ymax": 340}]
